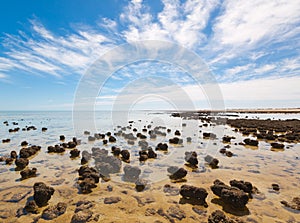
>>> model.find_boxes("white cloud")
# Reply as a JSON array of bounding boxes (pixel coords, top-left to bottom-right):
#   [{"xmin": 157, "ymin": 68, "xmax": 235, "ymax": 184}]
[
  {"xmin": 213, "ymin": 0, "xmax": 300, "ymax": 46},
  {"xmin": 0, "ymin": 73, "xmax": 7, "ymax": 79}
]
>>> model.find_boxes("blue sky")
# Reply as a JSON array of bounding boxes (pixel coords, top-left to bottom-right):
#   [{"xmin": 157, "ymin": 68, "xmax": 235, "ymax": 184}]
[{"xmin": 0, "ymin": 0, "xmax": 299, "ymax": 110}]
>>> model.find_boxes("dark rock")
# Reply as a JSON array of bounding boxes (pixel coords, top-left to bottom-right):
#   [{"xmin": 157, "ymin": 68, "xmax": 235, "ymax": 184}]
[
  {"xmin": 70, "ymin": 149, "xmax": 80, "ymax": 158},
  {"xmin": 225, "ymin": 151, "xmax": 233, "ymax": 157},
  {"xmin": 25, "ymin": 200, "xmax": 38, "ymax": 214},
  {"xmin": 111, "ymin": 146, "xmax": 121, "ymax": 156},
  {"xmin": 15, "ymin": 158, "xmax": 29, "ymax": 170},
  {"xmin": 5, "ymin": 158, "xmax": 14, "ymax": 165},
  {"xmin": 88, "ymin": 136, "xmax": 95, "ymax": 141},
  {"xmin": 123, "ymin": 165, "xmax": 141, "ymax": 182},
  {"xmin": 272, "ymin": 183, "xmax": 280, "ymax": 191},
  {"xmin": 222, "ymin": 136, "xmax": 233, "ymax": 143},
  {"xmin": 48, "ymin": 145, "xmax": 65, "ymax": 153},
  {"xmin": 163, "ymin": 184, "xmax": 180, "ymax": 196},
  {"xmin": 109, "ymin": 136, "xmax": 116, "ymax": 142},
  {"xmin": 203, "ymin": 132, "xmax": 217, "ymax": 139},
  {"xmin": 2, "ymin": 139, "xmax": 10, "ymax": 143},
  {"xmin": 219, "ymin": 148, "xmax": 226, "ymax": 154},
  {"xmin": 243, "ymin": 138, "xmax": 258, "ymax": 146},
  {"xmin": 21, "ymin": 141, "xmax": 28, "ymax": 146},
  {"xmin": 104, "ymin": 196, "xmax": 121, "ymax": 204},
  {"xmin": 68, "ymin": 141, "xmax": 77, "ymax": 148},
  {"xmin": 169, "ymin": 137, "xmax": 183, "ymax": 144},
  {"xmin": 167, "ymin": 166, "xmax": 187, "ymax": 180},
  {"xmin": 42, "ymin": 202, "xmax": 67, "ymax": 220},
  {"xmin": 156, "ymin": 143, "xmax": 168, "ymax": 151},
  {"xmin": 102, "ymin": 139, "xmax": 108, "ymax": 144},
  {"xmin": 42, "ymin": 127, "xmax": 47, "ymax": 132},
  {"xmin": 71, "ymin": 210, "xmax": 93, "ymax": 223},
  {"xmin": 205, "ymin": 155, "xmax": 219, "ymax": 168},
  {"xmin": 211, "ymin": 180, "xmax": 249, "ymax": 209},
  {"xmin": 281, "ymin": 197, "xmax": 300, "ymax": 210},
  {"xmin": 81, "ymin": 150, "xmax": 91, "ymax": 164},
  {"xmin": 147, "ymin": 148, "xmax": 157, "ymax": 158},
  {"xmin": 10, "ymin": 151, "xmax": 17, "ymax": 159},
  {"xmin": 135, "ymin": 179, "xmax": 147, "ymax": 192},
  {"xmin": 185, "ymin": 151, "xmax": 198, "ymax": 166},
  {"xmin": 20, "ymin": 145, "xmax": 41, "ymax": 158},
  {"xmin": 208, "ymin": 210, "xmax": 227, "ymax": 223},
  {"xmin": 270, "ymin": 142, "xmax": 284, "ymax": 149},
  {"xmin": 180, "ymin": 185, "xmax": 208, "ymax": 203},
  {"xmin": 175, "ymin": 130, "xmax": 181, "ymax": 136},
  {"xmin": 230, "ymin": 180, "xmax": 253, "ymax": 193},
  {"xmin": 167, "ymin": 205, "xmax": 186, "ymax": 220},
  {"xmin": 20, "ymin": 168, "xmax": 37, "ymax": 179},
  {"xmin": 59, "ymin": 135, "xmax": 65, "ymax": 141},
  {"xmin": 120, "ymin": 149, "xmax": 130, "ymax": 162},
  {"xmin": 78, "ymin": 166, "xmax": 99, "ymax": 193},
  {"xmin": 33, "ymin": 182, "xmax": 55, "ymax": 207},
  {"xmin": 84, "ymin": 131, "xmax": 90, "ymax": 135}
]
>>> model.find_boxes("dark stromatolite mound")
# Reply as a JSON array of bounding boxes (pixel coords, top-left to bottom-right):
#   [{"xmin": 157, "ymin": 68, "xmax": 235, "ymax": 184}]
[
  {"xmin": 33, "ymin": 182, "xmax": 55, "ymax": 207},
  {"xmin": 227, "ymin": 118, "xmax": 300, "ymax": 143},
  {"xmin": 281, "ymin": 197, "xmax": 300, "ymax": 210},
  {"xmin": 10, "ymin": 151, "xmax": 17, "ymax": 159},
  {"xmin": 20, "ymin": 168, "xmax": 37, "ymax": 179},
  {"xmin": 169, "ymin": 137, "xmax": 183, "ymax": 144},
  {"xmin": 15, "ymin": 158, "xmax": 29, "ymax": 170},
  {"xmin": 184, "ymin": 151, "xmax": 198, "ymax": 166},
  {"xmin": 78, "ymin": 166, "xmax": 100, "ymax": 194},
  {"xmin": 222, "ymin": 135, "xmax": 234, "ymax": 143},
  {"xmin": 156, "ymin": 143, "xmax": 168, "ymax": 151},
  {"xmin": 139, "ymin": 148, "xmax": 157, "ymax": 162},
  {"xmin": 81, "ymin": 150, "xmax": 92, "ymax": 164},
  {"xmin": 2, "ymin": 138, "xmax": 10, "ymax": 143},
  {"xmin": 59, "ymin": 135, "xmax": 65, "ymax": 141},
  {"xmin": 42, "ymin": 127, "xmax": 47, "ymax": 132},
  {"xmin": 174, "ymin": 130, "xmax": 181, "ymax": 136},
  {"xmin": 211, "ymin": 179, "xmax": 249, "ymax": 209},
  {"xmin": 21, "ymin": 141, "xmax": 28, "ymax": 146},
  {"xmin": 42, "ymin": 202, "xmax": 67, "ymax": 220},
  {"xmin": 203, "ymin": 132, "xmax": 217, "ymax": 139},
  {"xmin": 25, "ymin": 200, "xmax": 38, "ymax": 214},
  {"xmin": 48, "ymin": 144, "xmax": 65, "ymax": 153},
  {"xmin": 243, "ymin": 138, "xmax": 259, "ymax": 146},
  {"xmin": 135, "ymin": 179, "xmax": 147, "ymax": 192},
  {"xmin": 230, "ymin": 180, "xmax": 253, "ymax": 194},
  {"xmin": 204, "ymin": 155, "xmax": 219, "ymax": 168},
  {"xmin": 123, "ymin": 165, "xmax": 141, "ymax": 182},
  {"xmin": 272, "ymin": 183, "xmax": 280, "ymax": 191},
  {"xmin": 270, "ymin": 142, "xmax": 284, "ymax": 149},
  {"xmin": 208, "ymin": 210, "xmax": 244, "ymax": 223},
  {"xmin": 70, "ymin": 149, "xmax": 80, "ymax": 158},
  {"xmin": 20, "ymin": 145, "xmax": 41, "ymax": 158},
  {"xmin": 180, "ymin": 185, "xmax": 208, "ymax": 204},
  {"xmin": 111, "ymin": 146, "xmax": 121, "ymax": 156},
  {"xmin": 108, "ymin": 136, "xmax": 116, "ymax": 142},
  {"xmin": 120, "ymin": 149, "xmax": 130, "ymax": 162},
  {"xmin": 167, "ymin": 166, "xmax": 187, "ymax": 180}
]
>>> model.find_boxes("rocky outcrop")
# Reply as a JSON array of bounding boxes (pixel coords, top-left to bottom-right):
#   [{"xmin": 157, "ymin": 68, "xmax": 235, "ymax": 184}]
[{"xmin": 33, "ymin": 182, "xmax": 55, "ymax": 207}]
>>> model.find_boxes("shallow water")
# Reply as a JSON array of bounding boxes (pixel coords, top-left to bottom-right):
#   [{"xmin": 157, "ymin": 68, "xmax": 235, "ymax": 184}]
[{"xmin": 0, "ymin": 111, "xmax": 299, "ymax": 222}]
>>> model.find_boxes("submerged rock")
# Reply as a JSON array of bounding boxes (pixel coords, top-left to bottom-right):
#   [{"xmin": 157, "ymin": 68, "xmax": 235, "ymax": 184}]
[
  {"xmin": 25, "ymin": 200, "xmax": 38, "ymax": 214},
  {"xmin": 167, "ymin": 166, "xmax": 187, "ymax": 180},
  {"xmin": 123, "ymin": 165, "xmax": 141, "ymax": 182},
  {"xmin": 184, "ymin": 151, "xmax": 198, "ymax": 166},
  {"xmin": 281, "ymin": 197, "xmax": 300, "ymax": 210},
  {"xmin": 42, "ymin": 202, "xmax": 67, "ymax": 220},
  {"xmin": 104, "ymin": 196, "xmax": 121, "ymax": 204},
  {"xmin": 204, "ymin": 155, "xmax": 219, "ymax": 168}
]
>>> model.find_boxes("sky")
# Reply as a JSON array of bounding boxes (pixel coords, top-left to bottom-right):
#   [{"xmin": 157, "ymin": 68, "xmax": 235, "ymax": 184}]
[{"xmin": 0, "ymin": 0, "xmax": 299, "ymax": 110}]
